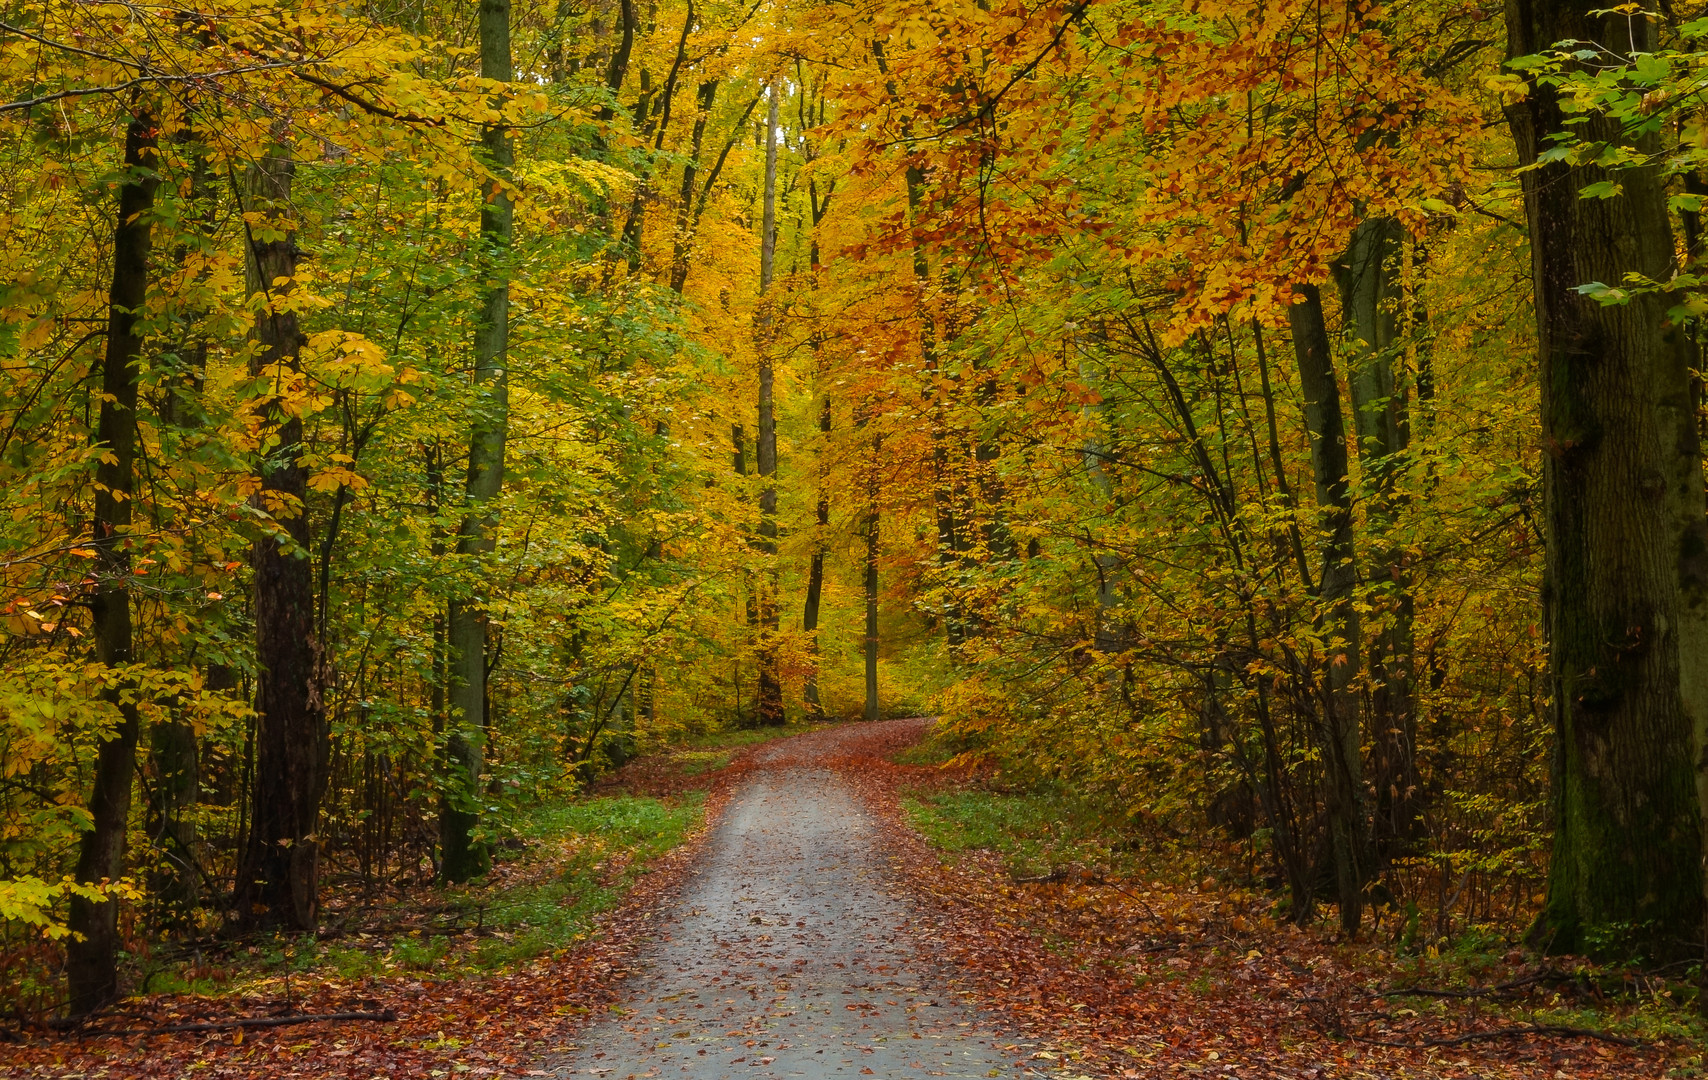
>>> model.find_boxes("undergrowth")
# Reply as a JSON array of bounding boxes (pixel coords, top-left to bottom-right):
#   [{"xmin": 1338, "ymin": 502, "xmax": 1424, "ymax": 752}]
[
  {"xmin": 136, "ymin": 793, "xmax": 703, "ymax": 1000},
  {"xmin": 895, "ymin": 743, "xmax": 1708, "ymax": 1056}
]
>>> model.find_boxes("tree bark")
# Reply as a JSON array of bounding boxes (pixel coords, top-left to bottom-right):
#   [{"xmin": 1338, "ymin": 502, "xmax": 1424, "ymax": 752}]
[
  {"xmin": 1288, "ymin": 283, "xmax": 1369, "ymax": 934},
  {"xmin": 754, "ymin": 86, "xmax": 783, "ymax": 726},
  {"xmin": 1505, "ymin": 0, "xmax": 1708, "ymax": 960},
  {"xmin": 66, "ymin": 109, "xmax": 157, "ymax": 1016},
  {"xmin": 1333, "ymin": 217, "xmax": 1420, "ymax": 855},
  {"xmin": 802, "ymin": 392, "xmax": 830, "ymax": 718},
  {"xmin": 442, "ymin": 0, "xmax": 514, "ymax": 884},
  {"xmin": 235, "ymin": 135, "xmax": 327, "ymax": 933},
  {"xmin": 151, "ymin": 134, "xmax": 216, "ymax": 920},
  {"xmin": 864, "ymin": 438, "xmax": 881, "ymax": 725}
]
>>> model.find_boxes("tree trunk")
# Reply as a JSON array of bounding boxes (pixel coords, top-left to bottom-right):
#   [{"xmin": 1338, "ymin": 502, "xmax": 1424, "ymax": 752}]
[
  {"xmin": 151, "ymin": 137, "xmax": 215, "ymax": 920},
  {"xmin": 864, "ymin": 419, "xmax": 881, "ymax": 724},
  {"xmin": 235, "ymin": 135, "xmax": 327, "ymax": 933},
  {"xmin": 443, "ymin": 0, "xmax": 514, "ymax": 884},
  {"xmin": 802, "ymin": 392, "xmax": 830, "ymax": 718},
  {"xmin": 1333, "ymin": 217, "xmax": 1420, "ymax": 855},
  {"xmin": 1505, "ymin": 0, "xmax": 1708, "ymax": 960},
  {"xmin": 754, "ymin": 86, "xmax": 784, "ymax": 726},
  {"xmin": 65, "ymin": 110, "xmax": 157, "ymax": 1016},
  {"xmin": 1288, "ymin": 283, "xmax": 1369, "ymax": 934},
  {"xmin": 1079, "ymin": 359, "xmax": 1121, "ymax": 653}
]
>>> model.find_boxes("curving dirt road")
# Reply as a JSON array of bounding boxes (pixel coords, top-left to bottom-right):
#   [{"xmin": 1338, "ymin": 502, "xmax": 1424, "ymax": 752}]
[{"xmin": 551, "ymin": 721, "xmax": 1035, "ymax": 1080}]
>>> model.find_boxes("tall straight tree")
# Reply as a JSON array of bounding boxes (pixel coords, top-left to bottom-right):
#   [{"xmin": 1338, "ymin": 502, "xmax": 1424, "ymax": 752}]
[
  {"xmin": 443, "ymin": 0, "xmax": 515, "ymax": 882},
  {"xmin": 753, "ymin": 84, "xmax": 784, "ymax": 726},
  {"xmin": 1505, "ymin": 0, "xmax": 1708, "ymax": 958},
  {"xmin": 1288, "ymin": 284, "xmax": 1369, "ymax": 934},
  {"xmin": 1333, "ymin": 217, "xmax": 1419, "ymax": 852},
  {"xmin": 800, "ymin": 96, "xmax": 835, "ymax": 719},
  {"xmin": 863, "ymin": 425, "xmax": 881, "ymax": 724},
  {"xmin": 235, "ymin": 132, "xmax": 327, "ymax": 932},
  {"xmin": 65, "ymin": 107, "xmax": 157, "ymax": 1015}
]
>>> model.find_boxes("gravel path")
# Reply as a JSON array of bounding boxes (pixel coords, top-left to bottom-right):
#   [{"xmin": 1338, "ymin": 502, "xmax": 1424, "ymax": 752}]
[{"xmin": 550, "ymin": 721, "xmax": 1032, "ymax": 1080}]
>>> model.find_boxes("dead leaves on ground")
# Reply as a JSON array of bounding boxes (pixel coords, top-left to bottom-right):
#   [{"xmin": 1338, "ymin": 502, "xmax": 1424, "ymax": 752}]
[
  {"xmin": 0, "ymin": 782, "xmax": 736, "ymax": 1080},
  {"xmin": 832, "ymin": 718, "xmax": 1686, "ymax": 1080}
]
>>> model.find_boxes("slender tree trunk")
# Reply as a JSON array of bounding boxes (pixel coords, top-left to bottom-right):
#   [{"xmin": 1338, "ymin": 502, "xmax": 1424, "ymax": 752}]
[
  {"xmin": 151, "ymin": 135, "xmax": 214, "ymax": 920},
  {"xmin": 1079, "ymin": 358, "xmax": 1121, "ymax": 652},
  {"xmin": 236, "ymin": 134, "xmax": 327, "ymax": 933},
  {"xmin": 802, "ymin": 392, "xmax": 830, "ymax": 718},
  {"xmin": 754, "ymin": 86, "xmax": 784, "ymax": 726},
  {"xmin": 442, "ymin": 0, "xmax": 513, "ymax": 883},
  {"xmin": 66, "ymin": 110, "xmax": 157, "ymax": 1016},
  {"xmin": 1288, "ymin": 284, "xmax": 1368, "ymax": 934},
  {"xmin": 669, "ymin": 79, "xmax": 719, "ymax": 293},
  {"xmin": 1333, "ymin": 217, "xmax": 1420, "ymax": 855},
  {"xmin": 864, "ymin": 434, "xmax": 881, "ymax": 724},
  {"xmin": 1505, "ymin": 0, "xmax": 1708, "ymax": 960},
  {"xmin": 801, "ymin": 149, "xmax": 836, "ymax": 720}
]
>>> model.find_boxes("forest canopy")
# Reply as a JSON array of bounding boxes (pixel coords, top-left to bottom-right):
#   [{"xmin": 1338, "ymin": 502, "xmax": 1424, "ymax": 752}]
[{"xmin": 3, "ymin": 0, "xmax": 1708, "ymax": 1018}]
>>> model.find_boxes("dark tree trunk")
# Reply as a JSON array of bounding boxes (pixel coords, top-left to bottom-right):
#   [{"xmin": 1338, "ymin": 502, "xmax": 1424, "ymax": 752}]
[
  {"xmin": 235, "ymin": 137, "xmax": 327, "ymax": 933},
  {"xmin": 863, "ymin": 418, "xmax": 882, "ymax": 723},
  {"xmin": 1289, "ymin": 284, "xmax": 1369, "ymax": 934},
  {"xmin": 802, "ymin": 392, "xmax": 830, "ymax": 719},
  {"xmin": 1505, "ymin": 0, "xmax": 1708, "ymax": 960},
  {"xmin": 66, "ymin": 109, "xmax": 157, "ymax": 1016},
  {"xmin": 669, "ymin": 79, "xmax": 719, "ymax": 293},
  {"xmin": 151, "ymin": 136, "xmax": 215, "ymax": 920},
  {"xmin": 755, "ymin": 87, "xmax": 784, "ymax": 727},
  {"xmin": 1333, "ymin": 217, "xmax": 1421, "ymax": 855},
  {"xmin": 443, "ymin": 0, "xmax": 515, "ymax": 884}
]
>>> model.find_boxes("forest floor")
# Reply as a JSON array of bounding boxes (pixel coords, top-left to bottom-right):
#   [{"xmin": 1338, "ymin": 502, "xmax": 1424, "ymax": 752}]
[{"xmin": 2, "ymin": 719, "xmax": 1701, "ymax": 1078}]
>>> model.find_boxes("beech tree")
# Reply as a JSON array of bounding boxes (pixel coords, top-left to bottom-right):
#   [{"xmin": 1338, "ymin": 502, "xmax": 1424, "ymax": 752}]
[{"xmin": 1504, "ymin": 0, "xmax": 1708, "ymax": 960}]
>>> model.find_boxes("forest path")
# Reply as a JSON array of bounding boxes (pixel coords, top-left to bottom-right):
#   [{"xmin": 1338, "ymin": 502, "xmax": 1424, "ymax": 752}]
[{"xmin": 549, "ymin": 720, "xmax": 1034, "ymax": 1080}]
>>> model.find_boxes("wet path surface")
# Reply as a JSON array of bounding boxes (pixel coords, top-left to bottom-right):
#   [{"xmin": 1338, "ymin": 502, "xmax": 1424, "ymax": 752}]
[{"xmin": 551, "ymin": 723, "xmax": 1031, "ymax": 1080}]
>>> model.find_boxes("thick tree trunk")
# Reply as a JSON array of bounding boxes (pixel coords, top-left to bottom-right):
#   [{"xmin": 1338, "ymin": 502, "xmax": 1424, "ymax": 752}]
[
  {"xmin": 1505, "ymin": 0, "xmax": 1708, "ymax": 959},
  {"xmin": 1288, "ymin": 284, "xmax": 1369, "ymax": 934},
  {"xmin": 236, "ymin": 137, "xmax": 327, "ymax": 933},
  {"xmin": 1333, "ymin": 217, "xmax": 1420, "ymax": 855},
  {"xmin": 66, "ymin": 110, "xmax": 157, "ymax": 1016},
  {"xmin": 754, "ymin": 87, "xmax": 784, "ymax": 726},
  {"xmin": 443, "ymin": 0, "xmax": 514, "ymax": 884}
]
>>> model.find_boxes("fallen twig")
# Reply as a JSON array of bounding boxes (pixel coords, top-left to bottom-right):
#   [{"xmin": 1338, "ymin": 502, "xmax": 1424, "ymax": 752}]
[
  {"xmin": 1366, "ymin": 969, "xmax": 1556, "ymax": 1001},
  {"xmin": 1362, "ymin": 1023, "xmax": 1641, "ymax": 1049},
  {"xmin": 1011, "ymin": 869, "xmax": 1068, "ymax": 884},
  {"xmin": 73, "ymin": 1010, "xmax": 398, "ymax": 1038}
]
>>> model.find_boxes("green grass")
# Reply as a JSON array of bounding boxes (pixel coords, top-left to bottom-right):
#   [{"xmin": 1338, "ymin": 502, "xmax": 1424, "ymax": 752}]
[
  {"xmin": 142, "ymin": 792, "xmax": 704, "ymax": 995},
  {"xmin": 900, "ymin": 785, "xmax": 1127, "ymax": 879},
  {"xmin": 678, "ymin": 720, "xmax": 822, "ymax": 751},
  {"xmin": 891, "ymin": 739, "xmax": 957, "ymax": 767}
]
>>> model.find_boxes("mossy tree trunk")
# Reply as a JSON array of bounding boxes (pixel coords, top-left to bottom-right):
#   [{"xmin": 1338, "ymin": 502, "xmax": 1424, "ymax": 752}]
[
  {"xmin": 1505, "ymin": 0, "xmax": 1708, "ymax": 960},
  {"xmin": 442, "ymin": 0, "xmax": 514, "ymax": 883}
]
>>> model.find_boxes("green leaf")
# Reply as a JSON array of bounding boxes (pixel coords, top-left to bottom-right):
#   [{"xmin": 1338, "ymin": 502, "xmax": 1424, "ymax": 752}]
[
  {"xmin": 1574, "ymin": 281, "xmax": 1631, "ymax": 304},
  {"xmin": 1578, "ymin": 180, "xmax": 1623, "ymax": 199}
]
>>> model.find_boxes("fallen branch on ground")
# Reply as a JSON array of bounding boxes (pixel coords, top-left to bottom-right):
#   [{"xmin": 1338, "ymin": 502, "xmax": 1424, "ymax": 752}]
[
  {"xmin": 1362, "ymin": 1023, "xmax": 1640, "ymax": 1049},
  {"xmin": 73, "ymin": 1010, "xmax": 398, "ymax": 1038}
]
